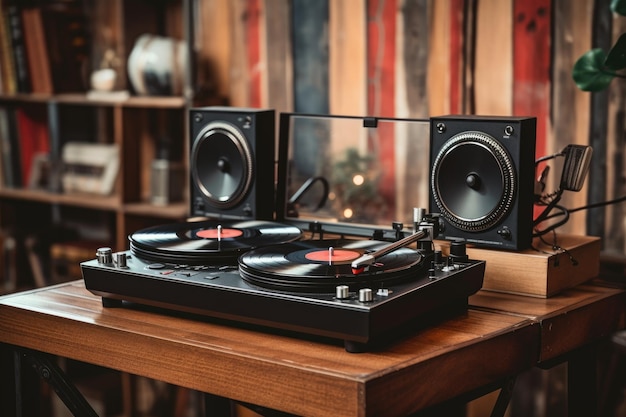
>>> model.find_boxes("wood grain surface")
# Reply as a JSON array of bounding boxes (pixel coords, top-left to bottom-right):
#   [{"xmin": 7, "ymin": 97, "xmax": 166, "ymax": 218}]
[{"xmin": 0, "ymin": 280, "xmax": 541, "ymax": 416}]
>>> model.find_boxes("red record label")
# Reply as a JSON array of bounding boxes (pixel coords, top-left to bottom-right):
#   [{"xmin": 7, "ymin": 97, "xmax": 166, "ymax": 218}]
[
  {"xmin": 305, "ymin": 249, "xmax": 361, "ymax": 263},
  {"xmin": 196, "ymin": 228, "xmax": 244, "ymax": 239}
]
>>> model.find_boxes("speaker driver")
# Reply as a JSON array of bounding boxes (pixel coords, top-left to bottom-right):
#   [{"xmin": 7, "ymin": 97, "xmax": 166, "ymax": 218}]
[
  {"xmin": 431, "ymin": 131, "xmax": 515, "ymax": 232},
  {"xmin": 191, "ymin": 121, "xmax": 254, "ymax": 209}
]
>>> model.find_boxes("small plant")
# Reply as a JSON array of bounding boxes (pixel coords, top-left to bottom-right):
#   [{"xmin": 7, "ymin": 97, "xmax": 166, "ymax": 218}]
[{"xmin": 572, "ymin": 0, "xmax": 626, "ymax": 91}]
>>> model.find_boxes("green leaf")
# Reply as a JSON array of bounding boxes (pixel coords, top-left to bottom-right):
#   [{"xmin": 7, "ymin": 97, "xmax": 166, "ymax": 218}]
[
  {"xmin": 611, "ymin": 0, "xmax": 626, "ymax": 15},
  {"xmin": 572, "ymin": 48, "xmax": 616, "ymax": 91},
  {"xmin": 605, "ymin": 33, "xmax": 626, "ymax": 70}
]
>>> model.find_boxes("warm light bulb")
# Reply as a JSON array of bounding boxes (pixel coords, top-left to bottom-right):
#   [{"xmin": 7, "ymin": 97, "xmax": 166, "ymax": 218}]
[{"xmin": 352, "ymin": 174, "xmax": 365, "ymax": 186}]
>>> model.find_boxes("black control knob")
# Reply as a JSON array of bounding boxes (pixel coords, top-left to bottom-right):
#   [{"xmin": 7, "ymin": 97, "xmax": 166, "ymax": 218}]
[
  {"xmin": 433, "ymin": 250, "xmax": 443, "ymax": 265},
  {"xmin": 194, "ymin": 198, "xmax": 205, "ymax": 212},
  {"xmin": 449, "ymin": 239, "xmax": 468, "ymax": 262},
  {"xmin": 497, "ymin": 226, "xmax": 512, "ymax": 240}
]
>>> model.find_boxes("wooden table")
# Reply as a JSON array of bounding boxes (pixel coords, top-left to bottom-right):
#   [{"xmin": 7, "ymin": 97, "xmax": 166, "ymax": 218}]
[
  {"xmin": 470, "ymin": 282, "xmax": 626, "ymax": 417},
  {"xmin": 0, "ymin": 279, "xmax": 623, "ymax": 417}
]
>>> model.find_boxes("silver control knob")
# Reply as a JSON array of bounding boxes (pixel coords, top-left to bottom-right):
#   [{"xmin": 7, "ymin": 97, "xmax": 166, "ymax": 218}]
[
  {"xmin": 336, "ymin": 285, "xmax": 350, "ymax": 299},
  {"xmin": 359, "ymin": 288, "xmax": 373, "ymax": 302},
  {"xmin": 114, "ymin": 252, "xmax": 128, "ymax": 268},
  {"xmin": 96, "ymin": 247, "xmax": 113, "ymax": 265}
]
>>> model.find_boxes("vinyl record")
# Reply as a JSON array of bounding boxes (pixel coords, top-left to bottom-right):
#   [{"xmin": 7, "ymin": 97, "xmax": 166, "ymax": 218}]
[
  {"xmin": 129, "ymin": 220, "xmax": 302, "ymax": 264},
  {"xmin": 239, "ymin": 239, "xmax": 424, "ymax": 292}
]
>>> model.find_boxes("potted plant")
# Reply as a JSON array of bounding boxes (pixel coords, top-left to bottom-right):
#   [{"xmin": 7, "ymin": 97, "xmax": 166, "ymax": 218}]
[{"xmin": 572, "ymin": 0, "xmax": 626, "ymax": 91}]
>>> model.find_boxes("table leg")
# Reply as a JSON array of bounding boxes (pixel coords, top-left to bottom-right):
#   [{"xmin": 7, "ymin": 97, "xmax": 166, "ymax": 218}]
[
  {"xmin": 203, "ymin": 393, "xmax": 233, "ymax": 417},
  {"xmin": 568, "ymin": 343, "xmax": 598, "ymax": 417},
  {"xmin": 8, "ymin": 345, "xmax": 100, "ymax": 417},
  {"xmin": 490, "ymin": 376, "xmax": 516, "ymax": 417}
]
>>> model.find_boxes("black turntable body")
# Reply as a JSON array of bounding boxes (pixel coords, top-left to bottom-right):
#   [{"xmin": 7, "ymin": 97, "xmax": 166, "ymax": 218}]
[
  {"xmin": 80, "ymin": 110, "xmax": 503, "ymax": 352},
  {"xmin": 81, "ymin": 221, "xmax": 485, "ymax": 352}
]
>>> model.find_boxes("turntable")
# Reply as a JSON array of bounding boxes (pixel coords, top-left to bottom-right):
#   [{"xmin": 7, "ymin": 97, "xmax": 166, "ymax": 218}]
[{"xmin": 81, "ymin": 110, "xmax": 486, "ymax": 352}]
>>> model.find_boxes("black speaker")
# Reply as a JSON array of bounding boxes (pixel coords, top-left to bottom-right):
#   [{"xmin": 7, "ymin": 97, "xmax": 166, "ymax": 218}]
[
  {"xmin": 429, "ymin": 115, "xmax": 537, "ymax": 250},
  {"xmin": 189, "ymin": 107, "xmax": 276, "ymax": 220}
]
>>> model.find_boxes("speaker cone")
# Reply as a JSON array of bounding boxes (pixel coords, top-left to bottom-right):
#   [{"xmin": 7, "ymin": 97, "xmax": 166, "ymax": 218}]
[
  {"xmin": 431, "ymin": 131, "xmax": 516, "ymax": 232},
  {"xmin": 191, "ymin": 121, "xmax": 254, "ymax": 209}
]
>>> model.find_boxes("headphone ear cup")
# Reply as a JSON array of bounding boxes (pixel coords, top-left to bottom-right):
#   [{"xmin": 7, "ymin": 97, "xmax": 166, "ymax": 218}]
[
  {"xmin": 429, "ymin": 116, "xmax": 536, "ymax": 250},
  {"xmin": 190, "ymin": 108, "xmax": 276, "ymax": 220}
]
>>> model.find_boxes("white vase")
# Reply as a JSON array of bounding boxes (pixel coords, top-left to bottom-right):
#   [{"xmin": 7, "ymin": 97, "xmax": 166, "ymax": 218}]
[{"xmin": 127, "ymin": 34, "xmax": 188, "ymax": 96}]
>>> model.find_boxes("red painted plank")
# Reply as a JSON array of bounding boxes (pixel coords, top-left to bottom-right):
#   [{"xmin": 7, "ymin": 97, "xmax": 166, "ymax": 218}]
[
  {"xmin": 246, "ymin": 0, "xmax": 262, "ymax": 108},
  {"xmin": 512, "ymin": 0, "xmax": 551, "ymax": 160},
  {"xmin": 367, "ymin": 0, "xmax": 396, "ymax": 118},
  {"xmin": 367, "ymin": 0, "xmax": 396, "ymax": 212},
  {"xmin": 449, "ymin": 0, "xmax": 465, "ymax": 114}
]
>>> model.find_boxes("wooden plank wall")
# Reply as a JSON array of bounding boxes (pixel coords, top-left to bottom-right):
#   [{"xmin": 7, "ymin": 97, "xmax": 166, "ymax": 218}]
[{"xmin": 194, "ymin": 0, "xmax": 625, "ymax": 253}]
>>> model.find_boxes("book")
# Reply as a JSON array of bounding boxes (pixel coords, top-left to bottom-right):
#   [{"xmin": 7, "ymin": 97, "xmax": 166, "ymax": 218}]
[
  {"xmin": 1, "ymin": 232, "xmax": 17, "ymax": 292},
  {"xmin": 0, "ymin": 106, "xmax": 10, "ymax": 187},
  {"xmin": 16, "ymin": 106, "xmax": 49, "ymax": 187},
  {"xmin": 86, "ymin": 89, "xmax": 130, "ymax": 102},
  {"xmin": 0, "ymin": 105, "xmax": 20, "ymax": 187},
  {"xmin": 5, "ymin": 2, "xmax": 31, "ymax": 93},
  {"xmin": 0, "ymin": 0, "xmax": 17, "ymax": 94},
  {"xmin": 40, "ymin": 3, "xmax": 90, "ymax": 93},
  {"xmin": 24, "ymin": 234, "xmax": 46, "ymax": 287},
  {"xmin": 20, "ymin": 6, "xmax": 53, "ymax": 94}
]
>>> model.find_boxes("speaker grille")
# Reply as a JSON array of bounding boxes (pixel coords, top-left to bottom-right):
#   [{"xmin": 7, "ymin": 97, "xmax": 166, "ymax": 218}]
[
  {"xmin": 191, "ymin": 121, "xmax": 254, "ymax": 209},
  {"xmin": 431, "ymin": 131, "xmax": 516, "ymax": 232}
]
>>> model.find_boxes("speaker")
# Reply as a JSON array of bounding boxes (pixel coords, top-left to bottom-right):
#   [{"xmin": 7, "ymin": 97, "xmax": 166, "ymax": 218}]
[
  {"xmin": 189, "ymin": 107, "xmax": 276, "ymax": 220},
  {"xmin": 429, "ymin": 115, "xmax": 537, "ymax": 250}
]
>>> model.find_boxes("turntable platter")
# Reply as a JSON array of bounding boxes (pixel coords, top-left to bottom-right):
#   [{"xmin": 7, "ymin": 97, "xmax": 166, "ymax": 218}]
[
  {"xmin": 239, "ymin": 239, "xmax": 424, "ymax": 292},
  {"xmin": 129, "ymin": 220, "xmax": 302, "ymax": 264}
]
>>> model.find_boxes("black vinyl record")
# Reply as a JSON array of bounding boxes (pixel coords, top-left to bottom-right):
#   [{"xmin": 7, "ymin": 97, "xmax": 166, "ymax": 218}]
[
  {"xmin": 239, "ymin": 239, "xmax": 424, "ymax": 292},
  {"xmin": 129, "ymin": 220, "xmax": 302, "ymax": 264}
]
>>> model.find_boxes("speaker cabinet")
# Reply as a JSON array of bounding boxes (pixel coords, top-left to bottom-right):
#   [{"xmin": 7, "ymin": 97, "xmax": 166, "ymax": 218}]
[
  {"xmin": 429, "ymin": 115, "xmax": 537, "ymax": 250},
  {"xmin": 190, "ymin": 107, "xmax": 276, "ymax": 220}
]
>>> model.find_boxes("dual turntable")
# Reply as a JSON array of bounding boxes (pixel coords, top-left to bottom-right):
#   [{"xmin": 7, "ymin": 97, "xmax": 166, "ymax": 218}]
[{"xmin": 81, "ymin": 109, "xmax": 537, "ymax": 351}]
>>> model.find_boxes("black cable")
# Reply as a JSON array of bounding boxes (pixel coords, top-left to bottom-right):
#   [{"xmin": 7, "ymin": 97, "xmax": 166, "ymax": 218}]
[
  {"xmin": 532, "ymin": 150, "xmax": 626, "ymax": 236},
  {"xmin": 567, "ymin": 194, "xmax": 626, "ymax": 213},
  {"xmin": 533, "ymin": 229, "xmax": 579, "ymax": 266},
  {"xmin": 540, "ymin": 194, "xmax": 626, "ymax": 221},
  {"xmin": 535, "ymin": 150, "xmax": 565, "ymax": 164},
  {"xmin": 533, "ymin": 204, "xmax": 570, "ymax": 237},
  {"xmin": 533, "ymin": 193, "xmax": 626, "ymax": 239},
  {"xmin": 533, "ymin": 189, "xmax": 564, "ymax": 226}
]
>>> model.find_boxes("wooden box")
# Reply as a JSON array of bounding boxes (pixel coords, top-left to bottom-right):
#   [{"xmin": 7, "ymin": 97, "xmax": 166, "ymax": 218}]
[{"xmin": 437, "ymin": 235, "xmax": 601, "ymax": 298}]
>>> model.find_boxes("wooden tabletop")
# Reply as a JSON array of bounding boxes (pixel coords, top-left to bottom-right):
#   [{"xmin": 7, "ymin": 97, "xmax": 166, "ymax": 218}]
[
  {"xmin": 0, "ymin": 280, "xmax": 542, "ymax": 417},
  {"xmin": 469, "ymin": 281, "xmax": 626, "ymax": 362}
]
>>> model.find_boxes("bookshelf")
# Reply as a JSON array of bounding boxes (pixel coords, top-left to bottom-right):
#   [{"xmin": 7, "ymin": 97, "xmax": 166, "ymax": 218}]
[{"xmin": 0, "ymin": 0, "xmax": 198, "ymax": 292}]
